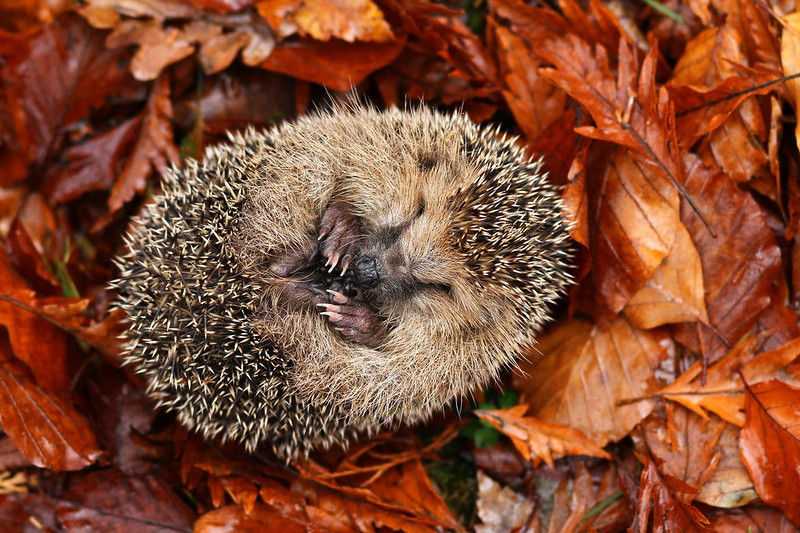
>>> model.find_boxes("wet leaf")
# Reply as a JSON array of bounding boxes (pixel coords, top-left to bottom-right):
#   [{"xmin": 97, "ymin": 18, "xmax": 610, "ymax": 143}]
[
  {"xmin": 740, "ymin": 380, "xmax": 800, "ymax": 526},
  {"xmin": 0, "ymin": 345, "xmax": 103, "ymax": 471}
]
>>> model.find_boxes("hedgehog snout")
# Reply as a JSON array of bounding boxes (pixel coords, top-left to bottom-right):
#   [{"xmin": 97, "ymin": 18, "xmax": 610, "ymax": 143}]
[{"xmin": 352, "ymin": 255, "xmax": 383, "ymax": 289}]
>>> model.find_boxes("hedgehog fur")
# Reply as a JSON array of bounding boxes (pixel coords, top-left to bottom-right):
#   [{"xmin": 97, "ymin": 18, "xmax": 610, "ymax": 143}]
[{"xmin": 112, "ymin": 104, "xmax": 573, "ymax": 460}]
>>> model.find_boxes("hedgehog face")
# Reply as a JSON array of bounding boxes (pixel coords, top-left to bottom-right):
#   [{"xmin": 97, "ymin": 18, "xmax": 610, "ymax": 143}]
[{"xmin": 352, "ymin": 208, "xmax": 464, "ymax": 307}]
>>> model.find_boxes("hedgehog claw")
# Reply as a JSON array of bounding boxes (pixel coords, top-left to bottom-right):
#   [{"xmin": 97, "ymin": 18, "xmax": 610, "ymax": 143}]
[
  {"xmin": 327, "ymin": 251, "xmax": 341, "ymax": 272},
  {"xmin": 326, "ymin": 290, "xmax": 349, "ymax": 304},
  {"xmin": 318, "ymin": 202, "xmax": 360, "ymax": 272}
]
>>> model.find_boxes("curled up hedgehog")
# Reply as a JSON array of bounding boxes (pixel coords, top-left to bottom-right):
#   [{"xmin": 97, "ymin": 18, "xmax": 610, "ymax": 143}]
[{"xmin": 111, "ymin": 104, "xmax": 573, "ymax": 460}]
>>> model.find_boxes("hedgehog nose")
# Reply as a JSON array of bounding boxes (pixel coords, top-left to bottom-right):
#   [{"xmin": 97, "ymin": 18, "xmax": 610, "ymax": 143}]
[{"xmin": 353, "ymin": 256, "xmax": 382, "ymax": 289}]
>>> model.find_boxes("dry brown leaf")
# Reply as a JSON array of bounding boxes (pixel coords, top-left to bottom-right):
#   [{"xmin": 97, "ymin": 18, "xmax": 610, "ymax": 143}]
[
  {"xmin": 696, "ymin": 422, "xmax": 757, "ymax": 508},
  {"xmin": 492, "ymin": 23, "xmax": 565, "ymax": 141},
  {"xmin": 0, "ymin": 13, "xmax": 141, "ymax": 187},
  {"xmin": 475, "ymin": 405, "xmax": 611, "ymax": 467},
  {"xmin": 56, "ymin": 470, "xmax": 196, "ymax": 531},
  {"xmin": 740, "ymin": 380, "xmax": 800, "ymax": 526},
  {"xmin": 514, "ymin": 316, "xmax": 672, "ymax": 446},
  {"xmin": 662, "ymin": 335, "xmax": 800, "ymax": 426},
  {"xmin": 585, "ymin": 147, "xmax": 680, "ymax": 315},
  {"xmin": 560, "ymin": 146, "xmax": 589, "ymax": 247},
  {"xmin": 536, "ymin": 35, "xmax": 683, "ymax": 313},
  {"xmin": 0, "ymin": 253, "xmax": 71, "ymax": 396},
  {"xmin": 106, "ymin": 19, "xmax": 195, "ymax": 81},
  {"xmin": 709, "ymin": 505, "xmax": 800, "ymax": 532},
  {"xmin": 258, "ymin": 36, "xmax": 405, "ymax": 90},
  {"xmin": 661, "ymin": 334, "xmax": 760, "ymax": 426},
  {"xmin": 256, "ymin": 0, "xmax": 393, "ymax": 42},
  {"xmin": 625, "ymin": 222, "xmax": 708, "ymax": 328},
  {"xmin": 290, "ymin": 460, "xmax": 462, "ymax": 532},
  {"xmin": 82, "ymin": 4, "xmax": 275, "ymax": 80},
  {"xmin": 194, "ymin": 504, "xmax": 308, "ymax": 532}
]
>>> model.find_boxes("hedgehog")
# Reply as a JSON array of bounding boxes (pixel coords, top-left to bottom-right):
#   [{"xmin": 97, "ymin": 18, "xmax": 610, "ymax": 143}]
[{"xmin": 111, "ymin": 103, "xmax": 573, "ymax": 460}]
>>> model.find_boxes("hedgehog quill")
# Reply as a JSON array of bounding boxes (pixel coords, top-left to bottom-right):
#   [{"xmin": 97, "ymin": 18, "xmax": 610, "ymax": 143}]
[{"xmin": 111, "ymin": 105, "xmax": 573, "ymax": 460}]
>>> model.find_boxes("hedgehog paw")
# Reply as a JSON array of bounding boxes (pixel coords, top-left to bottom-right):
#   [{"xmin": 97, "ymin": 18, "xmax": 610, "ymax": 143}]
[
  {"xmin": 281, "ymin": 279, "xmax": 329, "ymax": 310},
  {"xmin": 269, "ymin": 246, "xmax": 317, "ymax": 277},
  {"xmin": 318, "ymin": 291, "xmax": 385, "ymax": 347},
  {"xmin": 318, "ymin": 202, "xmax": 359, "ymax": 275}
]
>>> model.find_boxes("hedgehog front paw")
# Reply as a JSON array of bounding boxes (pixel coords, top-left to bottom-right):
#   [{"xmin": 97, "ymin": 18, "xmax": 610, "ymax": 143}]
[
  {"xmin": 318, "ymin": 202, "xmax": 360, "ymax": 275},
  {"xmin": 269, "ymin": 246, "xmax": 317, "ymax": 277},
  {"xmin": 318, "ymin": 290, "xmax": 386, "ymax": 348}
]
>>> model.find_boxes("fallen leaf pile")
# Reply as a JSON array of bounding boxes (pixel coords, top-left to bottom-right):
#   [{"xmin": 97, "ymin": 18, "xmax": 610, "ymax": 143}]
[{"xmin": 1, "ymin": 0, "xmax": 800, "ymax": 530}]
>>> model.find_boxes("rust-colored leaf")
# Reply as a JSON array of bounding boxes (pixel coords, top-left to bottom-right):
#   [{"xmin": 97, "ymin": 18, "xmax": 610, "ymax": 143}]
[
  {"xmin": 673, "ymin": 156, "xmax": 782, "ymax": 364},
  {"xmin": 740, "ymin": 380, "xmax": 800, "ymax": 526},
  {"xmin": 259, "ymin": 36, "xmax": 405, "ymax": 91},
  {"xmin": 42, "ymin": 118, "xmax": 141, "ymax": 204},
  {"xmin": 195, "ymin": 504, "xmax": 307, "ymax": 533},
  {"xmin": 709, "ymin": 506, "xmax": 800, "ymax": 532},
  {"xmin": 782, "ymin": 13, "xmax": 800, "ymax": 159},
  {"xmin": 0, "ymin": 346, "xmax": 103, "ymax": 471},
  {"xmin": 491, "ymin": 22, "xmax": 565, "ymax": 141},
  {"xmin": 536, "ymin": 35, "xmax": 683, "ymax": 312},
  {"xmin": 0, "ymin": 251, "xmax": 71, "ymax": 396},
  {"xmin": 514, "ymin": 316, "xmax": 671, "ymax": 446},
  {"xmin": 661, "ymin": 334, "xmax": 800, "ymax": 426},
  {"xmin": 637, "ymin": 405, "xmax": 724, "ymax": 501},
  {"xmin": 475, "ymin": 405, "xmax": 610, "ymax": 467}
]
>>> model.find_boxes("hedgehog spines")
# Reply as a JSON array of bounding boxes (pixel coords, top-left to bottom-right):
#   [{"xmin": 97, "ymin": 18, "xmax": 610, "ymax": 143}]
[{"xmin": 112, "ymin": 104, "xmax": 573, "ymax": 460}]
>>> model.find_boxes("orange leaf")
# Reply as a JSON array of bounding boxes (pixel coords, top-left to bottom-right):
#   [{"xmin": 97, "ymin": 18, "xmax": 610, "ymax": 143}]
[
  {"xmin": 670, "ymin": 26, "xmax": 768, "ymax": 183},
  {"xmin": 475, "ymin": 405, "xmax": 610, "ymax": 467},
  {"xmin": 514, "ymin": 316, "xmax": 671, "ymax": 446},
  {"xmin": 258, "ymin": 37, "xmax": 405, "ymax": 91},
  {"xmin": 194, "ymin": 504, "xmax": 307, "ymax": 533},
  {"xmin": 625, "ymin": 221, "xmax": 708, "ymax": 328},
  {"xmin": 662, "ymin": 335, "xmax": 800, "ymax": 426}
]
